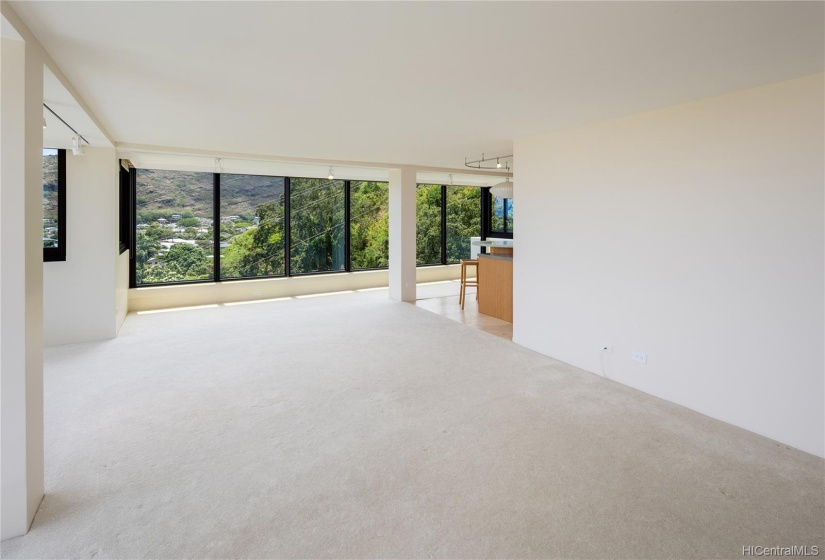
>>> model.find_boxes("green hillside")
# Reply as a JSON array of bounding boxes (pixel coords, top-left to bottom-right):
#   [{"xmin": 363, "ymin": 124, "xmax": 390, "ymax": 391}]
[{"xmin": 136, "ymin": 169, "xmax": 284, "ymax": 221}]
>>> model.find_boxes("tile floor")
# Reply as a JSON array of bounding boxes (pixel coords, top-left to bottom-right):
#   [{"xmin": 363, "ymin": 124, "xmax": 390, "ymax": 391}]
[{"xmin": 415, "ymin": 280, "xmax": 513, "ymax": 340}]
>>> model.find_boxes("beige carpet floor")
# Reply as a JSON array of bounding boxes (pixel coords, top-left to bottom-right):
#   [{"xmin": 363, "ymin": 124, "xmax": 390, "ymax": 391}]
[{"xmin": 2, "ymin": 289, "xmax": 823, "ymax": 559}]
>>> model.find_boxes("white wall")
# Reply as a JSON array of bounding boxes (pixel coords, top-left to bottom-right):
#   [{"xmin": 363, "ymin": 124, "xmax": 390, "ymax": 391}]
[
  {"xmin": 0, "ymin": 33, "xmax": 45, "ymax": 539},
  {"xmin": 128, "ymin": 264, "xmax": 461, "ymax": 312},
  {"xmin": 514, "ymin": 74, "xmax": 825, "ymax": 457},
  {"xmin": 43, "ymin": 146, "xmax": 119, "ymax": 346},
  {"xmin": 116, "ymin": 249, "xmax": 129, "ymax": 334}
]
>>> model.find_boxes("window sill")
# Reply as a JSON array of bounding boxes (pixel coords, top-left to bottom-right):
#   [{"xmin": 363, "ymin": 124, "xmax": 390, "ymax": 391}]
[{"xmin": 128, "ymin": 264, "xmax": 460, "ymax": 312}]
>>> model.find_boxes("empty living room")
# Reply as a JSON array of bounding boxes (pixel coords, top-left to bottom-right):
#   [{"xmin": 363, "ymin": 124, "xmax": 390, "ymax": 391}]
[{"xmin": 1, "ymin": 1, "xmax": 823, "ymax": 558}]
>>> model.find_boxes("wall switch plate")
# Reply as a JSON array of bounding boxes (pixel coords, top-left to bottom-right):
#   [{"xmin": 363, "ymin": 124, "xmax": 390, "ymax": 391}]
[{"xmin": 632, "ymin": 352, "xmax": 647, "ymax": 364}]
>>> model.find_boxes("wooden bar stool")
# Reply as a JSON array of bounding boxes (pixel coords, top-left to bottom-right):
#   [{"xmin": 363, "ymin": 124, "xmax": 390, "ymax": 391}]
[{"xmin": 459, "ymin": 259, "xmax": 479, "ymax": 310}]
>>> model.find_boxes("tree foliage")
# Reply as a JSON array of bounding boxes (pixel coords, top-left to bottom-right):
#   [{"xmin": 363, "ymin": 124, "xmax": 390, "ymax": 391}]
[
  {"xmin": 222, "ymin": 200, "xmax": 285, "ymax": 278},
  {"xmin": 416, "ymin": 185, "xmax": 442, "ymax": 264},
  {"xmin": 134, "ymin": 170, "xmax": 484, "ymax": 286},
  {"xmin": 351, "ymin": 182, "xmax": 389, "ymax": 269},
  {"xmin": 290, "ymin": 179, "xmax": 345, "ymax": 274}
]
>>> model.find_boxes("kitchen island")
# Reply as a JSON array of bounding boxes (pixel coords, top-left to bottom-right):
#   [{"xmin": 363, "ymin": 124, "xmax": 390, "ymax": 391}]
[{"xmin": 473, "ymin": 240, "xmax": 513, "ymax": 323}]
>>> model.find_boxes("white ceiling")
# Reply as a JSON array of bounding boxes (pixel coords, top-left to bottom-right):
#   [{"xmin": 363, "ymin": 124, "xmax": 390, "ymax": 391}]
[
  {"xmin": 43, "ymin": 66, "xmax": 111, "ymax": 149},
  {"xmin": 11, "ymin": 1, "xmax": 825, "ymax": 169}
]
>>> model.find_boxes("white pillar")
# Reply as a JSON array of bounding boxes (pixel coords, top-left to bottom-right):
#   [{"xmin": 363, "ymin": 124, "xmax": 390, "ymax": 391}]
[
  {"xmin": 388, "ymin": 167, "xmax": 416, "ymax": 302},
  {"xmin": 0, "ymin": 34, "xmax": 45, "ymax": 540}
]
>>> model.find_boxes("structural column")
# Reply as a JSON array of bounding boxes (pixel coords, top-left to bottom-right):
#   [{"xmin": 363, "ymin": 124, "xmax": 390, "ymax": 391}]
[
  {"xmin": 388, "ymin": 167, "xmax": 416, "ymax": 302},
  {"xmin": 0, "ymin": 27, "xmax": 45, "ymax": 540}
]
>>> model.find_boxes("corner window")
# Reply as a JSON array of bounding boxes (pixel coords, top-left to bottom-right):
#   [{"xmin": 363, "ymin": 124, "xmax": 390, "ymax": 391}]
[
  {"xmin": 417, "ymin": 184, "xmax": 482, "ymax": 265},
  {"xmin": 446, "ymin": 186, "xmax": 481, "ymax": 263},
  {"xmin": 483, "ymin": 188, "xmax": 514, "ymax": 239},
  {"xmin": 129, "ymin": 167, "xmax": 484, "ymax": 287},
  {"xmin": 43, "ymin": 148, "xmax": 66, "ymax": 262}
]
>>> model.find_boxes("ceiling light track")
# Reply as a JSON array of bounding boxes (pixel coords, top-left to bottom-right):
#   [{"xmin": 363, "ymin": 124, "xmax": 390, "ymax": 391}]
[
  {"xmin": 43, "ymin": 103, "xmax": 89, "ymax": 145},
  {"xmin": 490, "ymin": 162, "xmax": 514, "ymax": 200},
  {"xmin": 464, "ymin": 153, "xmax": 513, "ymax": 170}
]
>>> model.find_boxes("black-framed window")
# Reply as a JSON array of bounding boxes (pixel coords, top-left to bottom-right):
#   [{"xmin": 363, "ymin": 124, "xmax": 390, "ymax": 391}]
[
  {"xmin": 134, "ymin": 169, "xmax": 214, "ymax": 285},
  {"xmin": 416, "ymin": 184, "xmax": 482, "ymax": 266},
  {"xmin": 483, "ymin": 188, "xmax": 514, "ymax": 239},
  {"xmin": 416, "ymin": 184, "xmax": 443, "ymax": 265},
  {"xmin": 129, "ymin": 168, "xmax": 484, "ymax": 287},
  {"xmin": 446, "ymin": 186, "xmax": 481, "ymax": 263},
  {"xmin": 290, "ymin": 178, "xmax": 346, "ymax": 274},
  {"xmin": 220, "ymin": 174, "xmax": 286, "ymax": 279},
  {"xmin": 130, "ymin": 168, "xmax": 395, "ymax": 287},
  {"xmin": 43, "ymin": 148, "xmax": 66, "ymax": 262},
  {"xmin": 119, "ymin": 162, "xmax": 131, "ymax": 255},
  {"xmin": 350, "ymin": 181, "xmax": 389, "ymax": 269}
]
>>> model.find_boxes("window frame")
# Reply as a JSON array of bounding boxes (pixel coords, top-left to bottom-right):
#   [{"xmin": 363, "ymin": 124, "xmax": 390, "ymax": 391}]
[
  {"xmin": 131, "ymin": 168, "xmax": 217, "ymax": 287},
  {"xmin": 482, "ymin": 187, "xmax": 513, "ymax": 240},
  {"xmin": 119, "ymin": 161, "xmax": 131, "ymax": 255},
  {"xmin": 444, "ymin": 184, "xmax": 482, "ymax": 264},
  {"xmin": 348, "ymin": 180, "xmax": 392, "ymax": 272},
  {"xmin": 130, "ymin": 171, "xmax": 393, "ymax": 288},
  {"xmin": 287, "ymin": 176, "xmax": 348, "ymax": 277},
  {"xmin": 128, "ymin": 169, "xmax": 486, "ymax": 288},
  {"xmin": 43, "ymin": 148, "xmax": 67, "ymax": 262},
  {"xmin": 415, "ymin": 184, "xmax": 446, "ymax": 267},
  {"xmin": 217, "ymin": 172, "xmax": 289, "ymax": 282},
  {"xmin": 416, "ymin": 184, "xmax": 483, "ymax": 266}
]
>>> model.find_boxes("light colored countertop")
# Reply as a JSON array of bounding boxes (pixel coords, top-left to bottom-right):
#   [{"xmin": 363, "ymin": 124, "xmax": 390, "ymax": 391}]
[
  {"xmin": 478, "ymin": 253, "xmax": 513, "ymax": 262},
  {"xmin": 471, "ymin": 239, "xmax": 514, "ymax": 248}
]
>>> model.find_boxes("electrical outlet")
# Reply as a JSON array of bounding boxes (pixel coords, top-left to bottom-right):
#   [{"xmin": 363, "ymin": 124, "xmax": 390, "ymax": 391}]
[
  {"xmin": 254, "ymin": 291, "xmax": 263, "ymax": 296},
  {"xmin": 632, "ymin": 352, "xmax": 647, "ymax": 364},
  {"xmin": 602, "ymin": 345, "xmax": 613, "ymax": 353}
]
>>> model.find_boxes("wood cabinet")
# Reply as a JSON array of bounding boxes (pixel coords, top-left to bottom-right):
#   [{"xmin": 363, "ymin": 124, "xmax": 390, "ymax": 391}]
[{"xmin": 478, "ymin": 255, "xmax": 513, "ymax": 323}]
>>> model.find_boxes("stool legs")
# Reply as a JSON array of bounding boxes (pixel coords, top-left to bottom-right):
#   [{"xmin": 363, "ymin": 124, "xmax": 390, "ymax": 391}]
[
  {"xmin": 459, "ymin": 261, "xmax": 466, "ymax": 308},
  {"xmin": 459, "ymin": 259, "xmax": 478, "ymax": 310}
]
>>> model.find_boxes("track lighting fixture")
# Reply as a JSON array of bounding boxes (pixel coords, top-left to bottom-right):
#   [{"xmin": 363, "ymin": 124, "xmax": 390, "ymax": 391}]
[
  {"xmin": 464, "ymin": 152, "xmax": 514, "ymax": 198},
  {"xmin": 71, "ymin": 136, "xmax": 85, "ymax": 156},
  {"xmin": 464, "ymin": 153, "xmax": 513, "ymax": 170},
  {"xmin": 44, "ymin": 103, "xmax": 89, "ymax": 154},
  {"xmin": 327, "ymin": 167, "xmax": 335, "ymax": 180}
]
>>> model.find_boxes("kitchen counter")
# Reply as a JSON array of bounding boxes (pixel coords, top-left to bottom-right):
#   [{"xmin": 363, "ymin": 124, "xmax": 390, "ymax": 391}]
[
  {"xmin": 478, "ymin": 253, "xmax": 513, "ymax": 262},
  {"xmin": 477, "ymin": 253, "xmax": 513, "ymax": 322},
  {"xmin": 472, "ymin": 239, "xmax": 514, "ymax": 257}
]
